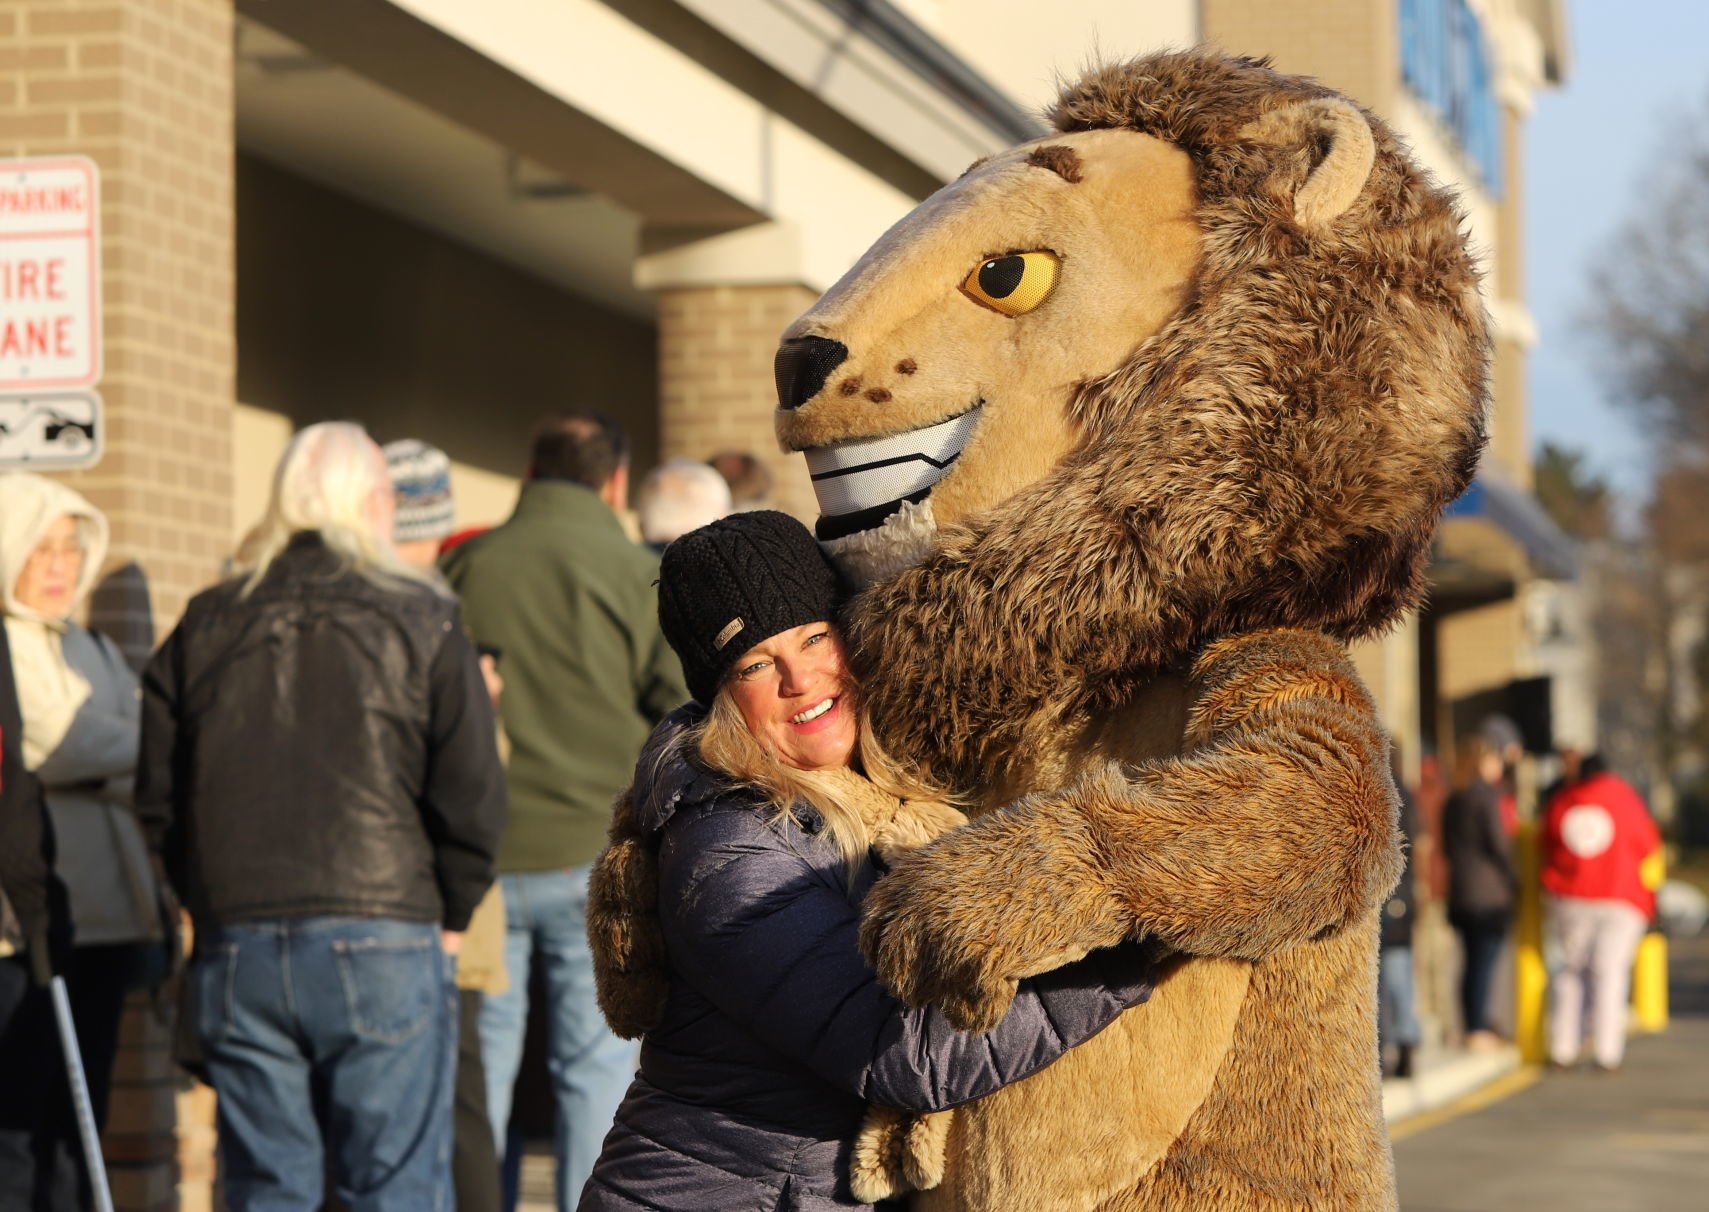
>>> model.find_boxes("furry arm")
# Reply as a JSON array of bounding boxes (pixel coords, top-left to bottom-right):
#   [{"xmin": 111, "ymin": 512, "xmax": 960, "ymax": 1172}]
[{"xmin": 859, "ymin": 630, "xmax": 1403, "ymax": 1031}]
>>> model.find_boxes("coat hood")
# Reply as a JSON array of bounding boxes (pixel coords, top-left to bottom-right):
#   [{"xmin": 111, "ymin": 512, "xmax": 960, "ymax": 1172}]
[
  {"xmin": 0, "ymin": 473, "xmax": 109, "ymax": 624},
  {"xmin": 629, "ymin": 703, "xmax": 732, "ymax": 836}
]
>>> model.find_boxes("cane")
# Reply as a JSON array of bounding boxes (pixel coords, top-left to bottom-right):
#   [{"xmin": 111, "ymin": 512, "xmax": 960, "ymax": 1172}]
[{"xmin": 49, "ymin": 975, "xmax": 116, "ymax": 1212}]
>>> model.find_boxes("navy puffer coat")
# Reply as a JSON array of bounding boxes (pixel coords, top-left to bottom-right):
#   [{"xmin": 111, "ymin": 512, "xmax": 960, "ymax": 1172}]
[{"xmin": 579, "ymin": 711, "xmax": 1158, "ymax": 1211}]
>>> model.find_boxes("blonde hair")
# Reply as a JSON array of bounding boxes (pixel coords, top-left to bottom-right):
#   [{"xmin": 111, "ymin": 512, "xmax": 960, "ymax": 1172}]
[
  {"xmin": 658, "ymin": 684, "xmax": 950, "ymax": 876},
  {"xmin": 241, "ymin": 421, "xmax": 441, "ymax": 597}
]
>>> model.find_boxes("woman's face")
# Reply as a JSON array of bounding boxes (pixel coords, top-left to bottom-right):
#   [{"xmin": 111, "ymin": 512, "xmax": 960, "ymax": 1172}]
[
  {"xmin": 14, "ymin": 514, "xmax": 83, "ymax": 618},
  {"xmin": 726, "ymin": 621, "xmax": 857, "ymax": 771}
]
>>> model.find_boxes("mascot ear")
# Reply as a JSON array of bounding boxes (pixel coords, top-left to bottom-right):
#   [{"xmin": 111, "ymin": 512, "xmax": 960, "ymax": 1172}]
[{"xmin": 1242, "ymin": 98, "xmax": 1376, "ymax": 231}]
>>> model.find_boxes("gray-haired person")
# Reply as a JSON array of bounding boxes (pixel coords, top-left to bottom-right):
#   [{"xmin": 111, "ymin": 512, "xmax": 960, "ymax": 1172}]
[
  {"xmin": 139, "ymin": 422, "xmax": 506, "ymax": 1212},
  {"xmin": 636, "ymin": 458, "xmax": 732, "ymax": 553}
]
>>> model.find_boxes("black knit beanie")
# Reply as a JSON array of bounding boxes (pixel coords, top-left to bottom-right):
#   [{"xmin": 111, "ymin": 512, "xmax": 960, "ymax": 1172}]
[{"xmin": 658, "ymin": 510, "xmax": 843, "ymax": 704}]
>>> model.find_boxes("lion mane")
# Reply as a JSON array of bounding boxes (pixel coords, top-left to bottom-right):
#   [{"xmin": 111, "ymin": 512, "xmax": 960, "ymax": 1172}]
[{"xmin": 839, "ymin": 52, "xmax": 1487, "ymax": 788}]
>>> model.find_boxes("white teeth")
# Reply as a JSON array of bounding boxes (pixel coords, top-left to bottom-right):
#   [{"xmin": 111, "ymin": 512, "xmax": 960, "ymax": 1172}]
[
  {"xmin": 805, "ymin": 407, "xmax": 983, "ymax": 519},
  {"xmin": 791, "ymin": 698, "xmax": 835, "ymax": 724}
]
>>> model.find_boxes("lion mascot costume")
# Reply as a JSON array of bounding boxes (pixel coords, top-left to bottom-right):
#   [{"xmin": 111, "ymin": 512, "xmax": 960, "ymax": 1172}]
[{"xmin": 592, "ymin": 49, "xmax": 1487, "ymax": 1211}]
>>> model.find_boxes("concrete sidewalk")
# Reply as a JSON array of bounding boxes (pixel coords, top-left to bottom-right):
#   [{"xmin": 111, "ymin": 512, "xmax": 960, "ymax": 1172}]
[
  {"xmin": 1382, "ymin": 1042, "xmax": 1523, "ymax": 1127},
  {"xmin": 1393, "ymin": 932, "xmax": 1709, "ymax": 1211}
]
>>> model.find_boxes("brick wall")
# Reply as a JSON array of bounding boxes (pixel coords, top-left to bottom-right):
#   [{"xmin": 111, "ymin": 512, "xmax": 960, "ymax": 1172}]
[
  {"xmin": 656, "ymin": 284, "xmax": 819, "ymax": 521},
  {"xmin": 1, "ymin": 0, "xmax": 237, "ymax": 660},
  {"xmin": 2, "ymin": 3, "xmax": 235, "ymax": 1210}
]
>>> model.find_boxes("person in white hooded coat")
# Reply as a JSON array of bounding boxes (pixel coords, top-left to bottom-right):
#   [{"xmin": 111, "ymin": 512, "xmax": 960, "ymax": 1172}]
[{"xmin": 0, "ymin": 472, "xmax": 166, "ymax": 1145}]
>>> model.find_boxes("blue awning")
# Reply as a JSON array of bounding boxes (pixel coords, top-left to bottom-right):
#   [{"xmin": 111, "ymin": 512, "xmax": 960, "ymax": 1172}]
[{"xmin": 1442, "ymin": 474, "xmax": 1579, "ymax": 581}]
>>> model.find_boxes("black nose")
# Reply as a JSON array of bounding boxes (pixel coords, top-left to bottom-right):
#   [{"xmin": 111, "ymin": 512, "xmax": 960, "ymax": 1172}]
[{"xmin": 774, "ymin": 336, "xmax": 848, "ymax": 411}]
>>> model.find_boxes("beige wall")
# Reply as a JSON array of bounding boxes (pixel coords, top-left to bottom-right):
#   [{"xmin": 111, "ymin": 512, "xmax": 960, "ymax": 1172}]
[
  {"xmin": 930, "ymin": 0, "xmax": 1197, "ymax": 109},
  {"xmin": 1202, "ymin": 0, "xmax": 1399, "ymax": 112},
  {"xmin": 1437, "ymin": 598, "xmax": 1524, "ymax": 702},
  {"xmin": 233, "ymin": 402, "xmax": 519, "ymax": 547},
  {"xmin": 1350, "ymin": 612, "xmax": 1423, "ymax": 782},
  {"xmin": 235, "ymin": 153, "xmax": 659, "ymax": 537}
]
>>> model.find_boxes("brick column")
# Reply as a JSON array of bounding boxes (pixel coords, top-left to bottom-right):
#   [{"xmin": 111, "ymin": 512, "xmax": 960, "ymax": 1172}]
[
  {"xmin": 1488, "ymin": 103, "xmax": 1532, "ymax": 487},
  {"xmin": 3, "ymin": 4, "xmax": 235, "ymax": 1211},
  {"xmin": 655, "ymin": 284, "xmax": 819, "ymax": 521},
  {"xmin": 2, "ymin": 0, "xmax": 237, "ymax": 655}
]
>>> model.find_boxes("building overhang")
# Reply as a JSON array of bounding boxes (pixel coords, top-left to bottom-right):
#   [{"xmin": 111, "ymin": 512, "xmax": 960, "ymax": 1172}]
[
  {"xmin": 235, "ymin": 0, "xmax": 1014, "ymax": 301},
  {"xmin": 1431, "ymin": 469, "xmax": 1579, "ymax": 610},
  {"xmin": 1522, "ymin": 0, "xmax": 1572, "ymax": 85}
]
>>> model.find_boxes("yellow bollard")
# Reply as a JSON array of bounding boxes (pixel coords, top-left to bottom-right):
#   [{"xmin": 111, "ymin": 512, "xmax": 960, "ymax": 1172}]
[
  {"xmin": 1513, "ymin": 822, "xmax": 1548, "ymax": 1064},
  {"xmin": 1631, "ymin": 850, "xmax": 1669, "ymax": 1033}
]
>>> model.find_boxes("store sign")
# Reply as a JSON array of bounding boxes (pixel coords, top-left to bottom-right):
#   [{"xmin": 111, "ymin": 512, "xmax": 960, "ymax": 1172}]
[
  {"xmin": 0, "ymin": 390, "xmax": 103, "ymax": 470},
  {"xmin": 0, "ymin": 156, "xmax": 102, "ymax": 392}
]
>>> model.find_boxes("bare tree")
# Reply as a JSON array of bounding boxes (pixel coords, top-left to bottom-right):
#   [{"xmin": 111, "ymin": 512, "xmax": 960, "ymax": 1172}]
[
  {"xmin": 1580, "ymin": 97, "xmax": 1709, "ymax": 837},
  {"xmin": 1587, "ymin": 100, "xmax": 1709, "ymax": 452}
]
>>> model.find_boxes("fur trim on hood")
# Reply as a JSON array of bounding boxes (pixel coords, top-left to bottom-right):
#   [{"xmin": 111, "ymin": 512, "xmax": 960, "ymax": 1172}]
[{"xmin": 0, "ymin": 473, "xmax": 109, "ymax": 625}]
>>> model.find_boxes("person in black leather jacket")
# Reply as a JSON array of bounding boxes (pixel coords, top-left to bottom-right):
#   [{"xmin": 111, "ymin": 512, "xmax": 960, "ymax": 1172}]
[{"xmin": 137, "ymin": 422, "xmax": 506, "ymax": 1212}]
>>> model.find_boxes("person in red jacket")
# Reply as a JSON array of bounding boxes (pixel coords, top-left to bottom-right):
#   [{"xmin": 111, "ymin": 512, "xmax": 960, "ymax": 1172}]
[{"xmin": 1541, "ymin": 755, "xmax": 1662, "ymax": 1072}]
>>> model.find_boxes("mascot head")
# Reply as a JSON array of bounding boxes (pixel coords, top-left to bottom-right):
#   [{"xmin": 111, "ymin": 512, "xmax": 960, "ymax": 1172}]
[{"xmin": 773, "ymin": 50, "xmax": 1488, "ymax": 782}]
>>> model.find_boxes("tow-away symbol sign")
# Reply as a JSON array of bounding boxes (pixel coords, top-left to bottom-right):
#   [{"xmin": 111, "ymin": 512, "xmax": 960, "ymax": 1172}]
[{"xmin": 0, "ymin": 391, "xmax": 103, "ymax": 470}]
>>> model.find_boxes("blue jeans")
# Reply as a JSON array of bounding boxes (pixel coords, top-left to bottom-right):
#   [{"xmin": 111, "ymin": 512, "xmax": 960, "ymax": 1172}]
[
  {"xmin": 1377, "ymin": 945, "xmax": 1421, "ymax": 1048},
  {"xmin": 1451, "ymin": 908, "xmax": 1510, "ymax": 1035},
  {"xmin": 192, "ymin": 917, "xmax": 457, "ymax": 1212},
  {"xmin": 479, "ymin": 867, "xmax": 633, "ymax": 1211}
]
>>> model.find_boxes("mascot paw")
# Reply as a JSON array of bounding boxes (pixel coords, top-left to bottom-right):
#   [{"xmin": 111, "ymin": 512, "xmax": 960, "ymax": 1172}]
[
  {"xmin": 860, "ymin": 858, "xmax": 1021, "ymax": 1033},
  {"xmin": 850, "ymin": 1106, "xmax": 954, "ymax": 1202}
]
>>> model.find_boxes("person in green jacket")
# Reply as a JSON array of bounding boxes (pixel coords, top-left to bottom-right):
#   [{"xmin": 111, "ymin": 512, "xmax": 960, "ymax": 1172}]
[{"xmin": 441, "ymin": 414, "xmax": 686, "ymax": 1210}]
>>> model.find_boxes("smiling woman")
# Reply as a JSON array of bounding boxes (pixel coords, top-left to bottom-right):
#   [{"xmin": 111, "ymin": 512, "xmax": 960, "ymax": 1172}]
[{"xmin": 578, "ymin": 510, "xmax": 1161, "ymax": 1212}]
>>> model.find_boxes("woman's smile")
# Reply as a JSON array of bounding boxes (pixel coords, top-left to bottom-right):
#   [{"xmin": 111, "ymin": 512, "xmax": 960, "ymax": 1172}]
[{"xmin": 789, "ymin": 696, "xmax": 839, "ymax": 728}]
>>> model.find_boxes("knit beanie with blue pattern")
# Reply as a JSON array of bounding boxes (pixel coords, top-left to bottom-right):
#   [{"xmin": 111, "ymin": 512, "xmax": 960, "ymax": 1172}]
[{"xmin": 384, "ymin": 439, "xmax": 455, "ymax": 544}]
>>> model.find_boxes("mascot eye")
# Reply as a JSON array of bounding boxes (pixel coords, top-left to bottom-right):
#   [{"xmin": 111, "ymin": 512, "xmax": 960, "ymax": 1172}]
[{"xmin": 961, "ymin": 251, "xmax": 1060, "ymax": 316}]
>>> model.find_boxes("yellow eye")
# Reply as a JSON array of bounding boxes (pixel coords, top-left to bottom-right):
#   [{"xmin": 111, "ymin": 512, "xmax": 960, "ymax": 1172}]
[{"xmin": 960, "ymin": 251, "xmax": 1060, "ymax": 316}]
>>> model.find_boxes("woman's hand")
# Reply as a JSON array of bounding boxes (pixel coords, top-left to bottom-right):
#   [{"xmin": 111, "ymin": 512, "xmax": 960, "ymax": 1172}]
[{"xmin": 441, "ymin": 930, "xmax": 464, "ymax": 956}]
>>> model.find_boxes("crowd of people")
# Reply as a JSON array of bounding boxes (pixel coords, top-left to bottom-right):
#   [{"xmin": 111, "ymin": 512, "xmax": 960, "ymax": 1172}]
[
  {"xmin": 0, "ymin": 411, "xmax": 1673, "ymax": 1211},
  {"xmin": 0, "ymin": 418, "xmax": 780, "ymax": 1211},
  {"xmin": 1375, "ymin": 717, "xmax": 1665, "ymax": 1080}
]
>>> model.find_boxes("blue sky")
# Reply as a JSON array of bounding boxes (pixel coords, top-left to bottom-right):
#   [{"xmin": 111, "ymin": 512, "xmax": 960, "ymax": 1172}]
[{"xmin": 1526, "ymin": 0, "xmax": 1709, "ymax": 501}]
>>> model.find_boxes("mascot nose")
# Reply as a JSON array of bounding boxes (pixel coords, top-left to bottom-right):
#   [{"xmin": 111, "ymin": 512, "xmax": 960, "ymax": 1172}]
[{"xmin": 774, "ymin": 336, "xmax": 848, "ymax": 410}]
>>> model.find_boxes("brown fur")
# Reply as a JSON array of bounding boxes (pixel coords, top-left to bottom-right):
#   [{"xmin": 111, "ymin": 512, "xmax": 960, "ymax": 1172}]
[
  {"xmin": 782, "ymin": 50, "xmax": 1481, "ymax": 1212},
  {"xmin": 1025, "ymin": 144, "xmax": 1086, "ymax": 182},
  {"xmin": 586, "ymin": 786, "xmax": 669, "ymax": 1040},
  {"xmin": 591, "ymin": 49, "xmax": 1484, "ymax": 1211}
]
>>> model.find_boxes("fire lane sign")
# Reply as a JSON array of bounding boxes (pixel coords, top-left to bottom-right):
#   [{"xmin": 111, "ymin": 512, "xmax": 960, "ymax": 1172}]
[{"xmin": 0, "ymin": 156, "xmax": 102, "ymax": 393}]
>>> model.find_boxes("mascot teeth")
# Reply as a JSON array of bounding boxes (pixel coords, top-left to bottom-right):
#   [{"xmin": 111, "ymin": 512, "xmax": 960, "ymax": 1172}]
[{"xmin": 805, "ymin": 407, "xmax": 982, "ymax": 539}]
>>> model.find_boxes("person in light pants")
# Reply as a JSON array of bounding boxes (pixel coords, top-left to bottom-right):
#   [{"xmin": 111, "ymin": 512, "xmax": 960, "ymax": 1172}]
[
  {"xmin": 1541, "ymin": 755, "xmax": 1662, "ymax": 1072},
  {"xmin": 1547, "ymin": 897, "xmax": 1649, "ymax": 1071}
]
